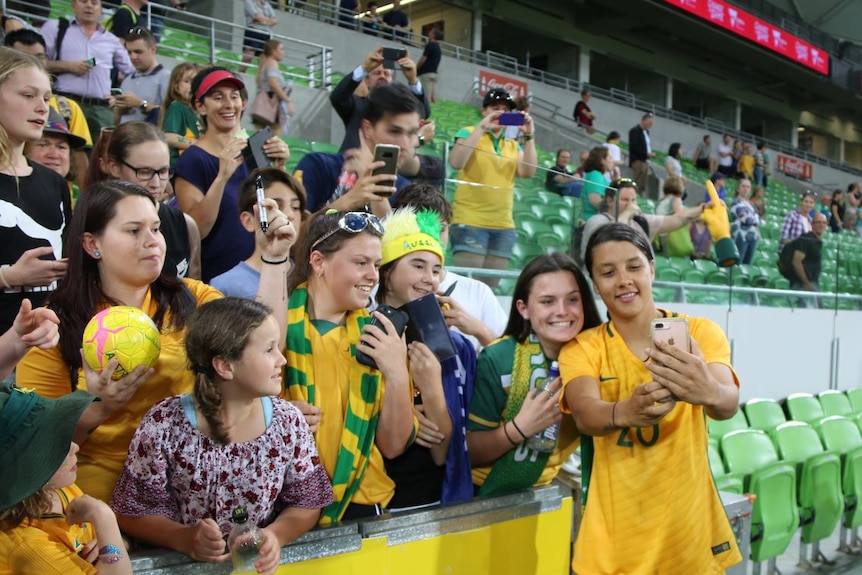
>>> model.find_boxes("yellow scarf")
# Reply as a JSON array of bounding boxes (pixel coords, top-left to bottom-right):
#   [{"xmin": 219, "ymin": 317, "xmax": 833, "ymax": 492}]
[{"xmin": 285, "ymin": 282, "xmax": 382, "ymax": 524}]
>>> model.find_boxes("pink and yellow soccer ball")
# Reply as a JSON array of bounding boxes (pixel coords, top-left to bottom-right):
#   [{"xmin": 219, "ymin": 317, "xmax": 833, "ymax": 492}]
[{"xmin": 82, "ymin": 306, "xmax": 161, "ymax": 380}]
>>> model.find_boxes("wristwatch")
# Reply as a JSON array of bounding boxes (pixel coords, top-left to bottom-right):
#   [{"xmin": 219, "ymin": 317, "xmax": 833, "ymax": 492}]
[
  {"xmin": 417, "ymin": 134, "xmax": 426, "ymax": 147},
  {"xmin": 140, "ymin": 100, "xmax": 148, "ymax": 113}
]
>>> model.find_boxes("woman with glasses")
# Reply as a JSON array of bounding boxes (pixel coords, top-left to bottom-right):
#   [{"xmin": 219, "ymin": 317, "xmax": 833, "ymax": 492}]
[
  {"xmin": 561, "ymin": 223, "xmax": 742, "ymax": 574},
  {"xmin": 87, "ymin": 121, "xmax": 201, "ymax": 280},
  {"xmin": 16, "ymin": 179, "xmax": 295, "ymax": 504},
  {"xmin": 283, "ymin": 210, "xmax": 415, "ymax": 524}
]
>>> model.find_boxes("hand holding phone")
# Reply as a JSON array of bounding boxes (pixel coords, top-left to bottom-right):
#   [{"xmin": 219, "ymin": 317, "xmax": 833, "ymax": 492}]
[
  {"xmin": 650, "ymin": 318, "xmax": 690, "ymax": 352},
  {"xmin": 371, "ymin": 144, "xmax": 400, "ymax": 196},
  {"xmin": 497, "ymin": 112, "xmax": 525, "ymax": 126},
  {"xmin": 356, "ymin": 305, "xmax": 409, "ymax": 370},
  {"xmin": 381, "ymin": 47, "xmax": 407, "ymax": 69},
  {"xmin": 242, "ymin": 126, "xmax": 272, "ymax": 170}
]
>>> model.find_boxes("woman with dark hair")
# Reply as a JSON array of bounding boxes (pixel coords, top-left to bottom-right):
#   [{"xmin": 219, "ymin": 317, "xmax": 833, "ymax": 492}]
[
  {"xmin": 88, "ymin": 121, "xmax": 201, "ymax": 279},
  {"xmin": 283, "ymin": 210, "xmax": 414, "ymax": 524},
  {"xmin": 561, "ymin": 223, "xmax": 742, "ymax": 574},
  {"xmin": 467, "ymin": 253, "xmax": 601, "ymax": 496},
  {"xmin": 829, "ymin": 189, "xmax": 845, "ymax": 233},
  {"xmin": 254, "ymin": 39, "xmax": 295, "ymax": 137},
  {"xmin": 664, "ymin": 142, "xmax": 683, "ymax": 177},
  {"xmin": 173, "ymin": 67, "xmax": 290, "ymax": 282},
  {"xmin": 374, "ymin": 207, "xmax": 477, "ymax": 510},
  {"xmin": 581, "ymin": 146, "xmax": 614, "ymax": 220},
  {"xmin": 16, "ymin": 180, "xmax": 295, "ymax": 502}
]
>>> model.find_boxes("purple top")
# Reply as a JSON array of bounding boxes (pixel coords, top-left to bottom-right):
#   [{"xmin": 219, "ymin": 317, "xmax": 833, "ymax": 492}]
[
  {"xmin": 111, "ymin": 395, "xmax": 333, "ymax": 538},
  {"xmin": 41, "ymin": 18, "xmax": 134, "ymax": 99}
]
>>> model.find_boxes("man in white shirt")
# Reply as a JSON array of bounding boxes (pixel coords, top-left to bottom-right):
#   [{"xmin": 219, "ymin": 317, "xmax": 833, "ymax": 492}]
[{"xmin": 717, "ymin": 134, "xmax": 734, "ymax": 176}]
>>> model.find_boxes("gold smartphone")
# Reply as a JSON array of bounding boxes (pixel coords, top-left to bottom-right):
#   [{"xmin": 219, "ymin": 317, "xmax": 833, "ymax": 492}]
[{"xmin": 650, "ymin": 317, "xmax": 690, "ymax": 352}]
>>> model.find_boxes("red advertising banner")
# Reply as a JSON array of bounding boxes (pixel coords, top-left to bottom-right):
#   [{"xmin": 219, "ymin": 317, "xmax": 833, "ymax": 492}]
[
  {"xmin": 776, "ymin": 154, "xmax": 813, "ymax": 180},
  {"xmin": 664, "ymin": 0, "xmax": 829, "ymax": 76},
  {"xmin": 478, "ymin": 70, "xmax": 528, "ymax": 100}
]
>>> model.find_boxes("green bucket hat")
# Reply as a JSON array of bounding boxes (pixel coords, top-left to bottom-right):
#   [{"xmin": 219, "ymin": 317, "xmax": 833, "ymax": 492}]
[{"xmin": 0, "ymin": 384, "xmax": 97, "ymax": 512}]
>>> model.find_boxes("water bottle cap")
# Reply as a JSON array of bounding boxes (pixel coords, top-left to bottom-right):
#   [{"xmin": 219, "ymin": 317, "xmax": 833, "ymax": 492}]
[
  {"xmin": 231, "ymin": 507, "xmax": 249, "ymax": 524},
  {"xmin": 549, "ymin": 360, "xmax": 560, "ymax": 377}
]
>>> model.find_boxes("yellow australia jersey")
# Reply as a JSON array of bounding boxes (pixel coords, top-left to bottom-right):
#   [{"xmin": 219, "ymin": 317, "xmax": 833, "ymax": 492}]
[{"xmin": 559, "ymin": 312, "xmax": 742, "ymax": 575}]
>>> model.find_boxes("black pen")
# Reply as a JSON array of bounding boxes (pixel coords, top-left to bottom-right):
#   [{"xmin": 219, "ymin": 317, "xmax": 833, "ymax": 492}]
[
  {"xmin": 442, "ymin": 281, "xmax": 458, "ymax": 297},
  {"xmin": 255, "ymin": 174, "xmax": 268, "ymax": 233}
]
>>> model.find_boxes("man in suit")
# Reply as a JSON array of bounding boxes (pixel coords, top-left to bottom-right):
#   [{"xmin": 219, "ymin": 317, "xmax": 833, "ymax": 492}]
[
  {"xmin": 330, "ymin": 46, "xmax": 430, "ymax": 151},
  {"xmin": 628, "ymin": 112, "xmax": 655, "ymax": 194}
]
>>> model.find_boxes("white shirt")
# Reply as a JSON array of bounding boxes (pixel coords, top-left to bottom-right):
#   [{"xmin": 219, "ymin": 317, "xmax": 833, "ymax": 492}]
[
  {"xmin": 718, "ymin": 143, "xmax": 733, "ymax": 167},
  {"xmin": 438, "ymin": 270, "xmax": 508, "ymax": 352}
]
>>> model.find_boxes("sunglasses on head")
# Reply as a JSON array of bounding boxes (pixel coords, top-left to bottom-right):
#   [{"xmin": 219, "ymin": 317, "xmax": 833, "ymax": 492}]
[
  {"xmin": 616, "ymin": 178, "xmax": 638, "ymax": 189},
  {"xmin": 310, "ymin": 211, "xmax": 384, "ymax": 251}
]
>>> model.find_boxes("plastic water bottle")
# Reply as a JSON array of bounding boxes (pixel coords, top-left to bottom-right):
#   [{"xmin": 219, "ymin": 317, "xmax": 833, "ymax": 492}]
[
  {"xmin": 525, "ymin": 361, "xmax": 561, "ymax": 453},
  {"xmin": 228, "ymin": 507, "xmax": 263, "ymax": 574}
]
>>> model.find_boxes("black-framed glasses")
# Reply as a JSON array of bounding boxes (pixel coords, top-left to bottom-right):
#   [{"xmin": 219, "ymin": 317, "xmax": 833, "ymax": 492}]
[
  {"xmin": 310, "ymin": 211, "xmax": 384, "ymax": 251},
  {"xmin": 121, "ymin": 159, "xmax": 174, "ymax": 182},
  {"xmin": 616, "ymin": 177, "xmax": 638, "ymax": 189}
]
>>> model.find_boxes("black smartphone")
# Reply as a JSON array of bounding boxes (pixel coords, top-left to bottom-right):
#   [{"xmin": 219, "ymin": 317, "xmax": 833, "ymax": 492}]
[
  {"xmin": 110, "ymin": 88, "xmax": 123, "ymax": 96},
  {"xmin": 498, "ymin": 112, "xmax": 525, "ymax": 126},
  {"xmin": 371, "ymin": 144, "xmax": 400, "ymax": 196},
  {"xmin": 242, "ymin": 126, "xmax": 272, "ymax": 170},
  {"xmin": 381, "ymin": 47, "xmax": 406, "ymax": 69},
  {"xmin": 356, "ymin": 305, "xmax": 409, "ymax": 370}
]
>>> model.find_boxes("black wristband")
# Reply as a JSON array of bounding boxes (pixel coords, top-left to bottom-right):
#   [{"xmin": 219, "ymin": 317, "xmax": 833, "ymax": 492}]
[
  {"xmin": 511, "ymin": 418, "xmax": 529, "ymax": 441},
  {"xmin": 260, "ymin": 255, "xmax": 289, "ymax": 265}
]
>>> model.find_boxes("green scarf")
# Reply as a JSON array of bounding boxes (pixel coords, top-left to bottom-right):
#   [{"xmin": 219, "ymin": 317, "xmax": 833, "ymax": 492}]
[
  {"xmin": 479, "ymin": 335, "xmax": 553, "ymax": 496},
  {"xmin": 285, "ymin": 283, "xmax": 382, "ymax": 524}
]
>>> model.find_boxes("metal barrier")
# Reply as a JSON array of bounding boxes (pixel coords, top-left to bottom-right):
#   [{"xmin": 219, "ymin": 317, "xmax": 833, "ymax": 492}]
[
  {"xmin": 445, "ymin": 266, "xmax": 862, "ymax": 311},
  {"xmin": 3, "ymin": 0, "xmax": 333, "ymax": 88}
]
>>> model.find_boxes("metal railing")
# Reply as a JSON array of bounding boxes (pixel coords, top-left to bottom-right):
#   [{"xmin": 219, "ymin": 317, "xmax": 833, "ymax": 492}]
[
  {"xmin": 447, "ymin": 266, "xmax": 862, "ymax": 311},
  {"xmin": 3, "ymin": 0, "xmax": 333, "ymax": 88},
  {"xmin": 280, "ymin": 0, "xmax": 862, "ymax": 179}
]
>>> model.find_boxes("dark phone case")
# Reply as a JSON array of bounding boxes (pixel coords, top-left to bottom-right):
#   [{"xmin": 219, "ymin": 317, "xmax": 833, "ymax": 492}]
[
  {"xmin": 356, "ymin": 304, "xmax": 410, "ymax": 370},
  {"xmin": 498, "ymin": 112, "xmax": 525, "ymax": 126},
  {"xmin": 243, "ymin": 126, "xmax": 272, "ymax": 170},
  {"xmin": 400, "ymin": 294, "xmax": 457, "ymax": 362},
  {"xmin": 381, "ymin": 47, "xmax": 406, "ymax": 69}
]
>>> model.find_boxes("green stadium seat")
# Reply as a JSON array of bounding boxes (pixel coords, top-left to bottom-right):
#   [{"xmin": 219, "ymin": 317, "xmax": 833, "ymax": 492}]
[
  {"xmin": 744, "ymin": 398, "xmax": 787, "ymax": 432},
  {"xmin": 708, "ymin": 408, "xmax": 748, "ymax": 440},
  {"xmin": 819, "ymin": 390, "xmax": 853, "ymax": 417},
  {"xmin": 708, "ymin": 442, "xmax": 744, "ymax": 494},
  {"xmin": 652, "ymin": 286, "xmax": 677, "ymax": 303},
  {"xmin": 785, "ymin": 393, "xmax": 826, "ymax": 426},
  {"xmin": 310, "ymin": 141, "xmax": 340, "ymax": 153},
  {"xmin": 817, "ymin": 416, "xmax": 862, "ymax": 538},
  {"xmin": 655, "ymin": 266, "xmax": 681, "ymax": 282},
  {"xmin": 847, "ymin": 388, "xmax": 862, "ymax": 414},
  {"xmin": 772, "ymin": 421, "xmax": 843, "ymax": 546},
  {"xmin": 721, "ymin": 429, "xmax": 799, "ymax": 563}
]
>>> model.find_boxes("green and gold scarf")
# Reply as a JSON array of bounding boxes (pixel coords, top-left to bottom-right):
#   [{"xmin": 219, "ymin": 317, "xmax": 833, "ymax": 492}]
[
  {"xmin": 285, "ymin": 283, "xmax": 382, "ymax": 524},
  {"xmin": 479, "ymin": 335, "xmax": 553, "ymax": 496}
]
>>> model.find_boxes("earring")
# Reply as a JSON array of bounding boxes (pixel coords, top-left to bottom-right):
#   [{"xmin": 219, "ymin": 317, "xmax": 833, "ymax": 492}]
[{"xmin": 93, "ymin": 250, "xmax": 101, "ymax": 259}]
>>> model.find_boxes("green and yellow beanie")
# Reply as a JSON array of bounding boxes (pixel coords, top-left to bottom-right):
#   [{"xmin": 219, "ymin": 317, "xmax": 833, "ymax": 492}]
[{"xmin": 381, "ymin": 207, "xmax": 444, "ymax": 267}]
